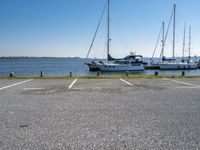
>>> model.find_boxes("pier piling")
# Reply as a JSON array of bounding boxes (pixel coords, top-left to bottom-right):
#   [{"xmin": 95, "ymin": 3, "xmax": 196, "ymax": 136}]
[
  {"xmin": 40, "ymin": 71, "xmax": 43, "ymax": 77},
  {"xmin": 154, "ymin": 71, "xmax": 159, "ymax": 76},
  {"xmin": 9, "ymin": 72, "xmax": 15, "ymax": 77},
  {"xmin": 126, "ymin": 71, "xmax": 129, "ymax": 76},
  {"xmin": 97, "ymin": 71, "xmax": 100, "ymax": 77}
]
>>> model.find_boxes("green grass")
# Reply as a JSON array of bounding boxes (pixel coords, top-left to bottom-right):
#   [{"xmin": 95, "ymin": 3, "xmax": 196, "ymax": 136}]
[{"xmin": 0, "ymin": 74, "xmax": 200, "ymax": 80}]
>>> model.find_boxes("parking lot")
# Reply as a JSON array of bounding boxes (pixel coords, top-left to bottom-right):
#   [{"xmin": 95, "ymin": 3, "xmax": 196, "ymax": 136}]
[{"xmin": 0, "ymin": 78, "xmax": 200, "ymax": 149}]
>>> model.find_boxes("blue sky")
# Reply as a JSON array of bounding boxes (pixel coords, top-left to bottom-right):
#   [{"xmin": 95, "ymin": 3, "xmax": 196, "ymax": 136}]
[{"xmin": 0, "ymin": 0, "xmax": 200, "ymax": 58}]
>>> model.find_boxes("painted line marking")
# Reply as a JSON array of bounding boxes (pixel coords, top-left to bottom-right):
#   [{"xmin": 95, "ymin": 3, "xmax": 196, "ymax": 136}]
[
  {"xmin": 0, "ymin": 79, "xmax": 33, "ymax": 91},
  {"xmin": 120, "ymin": 79, "xmax": 133, "ymax": 87},
  {"xmin": 68, "ymin": 79, "xmax": 78, "ymax": 89},
  {"xmin": 72, "ymin": 87, "xmax": 101, "ymax": 90},
  {"xmin": 46, "ymin": 90, "xmax": 56, "ymax": 94},
  {"xmin": 163, "ymin": 78, "xmax": 200, "ymax": 88},
  {"xmin": 175, "ymin": 86, "xmax": 200, "ymax": 89}
]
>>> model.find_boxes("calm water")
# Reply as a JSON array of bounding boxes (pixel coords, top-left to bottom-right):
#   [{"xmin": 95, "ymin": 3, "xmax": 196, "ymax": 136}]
[{"xmin": 0, "ymin": 58, "xmax": 200, "ymax": 76}]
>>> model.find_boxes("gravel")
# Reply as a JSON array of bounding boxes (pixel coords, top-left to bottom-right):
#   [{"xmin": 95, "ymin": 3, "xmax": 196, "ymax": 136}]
[{"xmin": 0, "ymin": 78, "xmax": 200, "ymax": 149}]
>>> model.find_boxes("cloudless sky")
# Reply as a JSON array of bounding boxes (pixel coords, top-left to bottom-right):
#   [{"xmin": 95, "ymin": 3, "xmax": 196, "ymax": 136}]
[{"xmin": 0, "ymin": 0, "xmax": 200, "ymax": 58}]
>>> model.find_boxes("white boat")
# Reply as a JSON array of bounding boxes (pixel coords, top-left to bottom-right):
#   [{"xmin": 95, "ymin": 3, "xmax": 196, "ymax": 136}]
[
  {"xmin": 150, "ymin": 5, "xmax": 197, "ymax": 70},
  {"xmin": 197, "ymin": 60, "xmax": 200, "ymax": 69},
  {"xmin": 159, "ymin": 24, "xmax": 197, "ymax": 70},
  {"xmin": 86, "ymin": 60, "xmax": 100, "ymax": 71},
  {"xmin": 85, "ymin": 0, "xmax": 144, "ymax": 72},
  {"xmin": 159, "ymin": 60, "xmax": 197, "ymax": 70},
  {"xmin": 95, "ymin": 54, "xmax": 144, "ymax": 72}
]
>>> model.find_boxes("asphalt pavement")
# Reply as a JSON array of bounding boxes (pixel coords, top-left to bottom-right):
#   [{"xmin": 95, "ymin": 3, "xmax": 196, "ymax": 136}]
[{"xmin": 0, "ymin": 78, "xmax": 200, "ymax": 149}]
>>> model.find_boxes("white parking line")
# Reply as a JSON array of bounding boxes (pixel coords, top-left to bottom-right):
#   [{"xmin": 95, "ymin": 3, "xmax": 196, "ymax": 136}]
[
  {"xmin": 68, "ymin": 79, "xmax": 78, "ymax": 89},
  {"xmin": 120, "ymin": 79, "xmax": 133, "ymax": 87},
  {"xmin": 163, "ymin": 78, "xmax": 200, "ymax": 88},
  {"xmin": 175, "ymin": 86, "xmax": 200, "ymax": 89},
  {"xmin": 0, "ymin": 79, "xmax": 33, "ymax": 91}
]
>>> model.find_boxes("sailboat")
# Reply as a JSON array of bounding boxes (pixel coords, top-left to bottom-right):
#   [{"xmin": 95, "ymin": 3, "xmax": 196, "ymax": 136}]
[
  {"xmin": 159, "ymin": 24, "xmax": 197, "ymax": 70},
  {"xmin": 150, "ymin": 4, "xmax": 197, "ymax": 70},
  {"xmin": 85, "ymin": 0, "xmax": 144, "ymax": 72}
]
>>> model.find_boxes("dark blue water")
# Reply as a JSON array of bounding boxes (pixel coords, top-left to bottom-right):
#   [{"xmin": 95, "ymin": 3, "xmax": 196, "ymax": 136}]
[
  {"xmin": 0, "ymin": 58, "xmax": 200, "ymax": 76},
  {"xmin": 0, "ymin": 58, "xmax": 96, "ymax": 77}
]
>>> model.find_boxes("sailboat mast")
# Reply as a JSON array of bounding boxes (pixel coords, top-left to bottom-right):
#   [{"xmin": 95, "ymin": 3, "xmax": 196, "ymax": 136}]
[
  {"xmin": 172, "ymin": 4, "xmax": 176, "ymax": 58},
  {"xmin": 189, "ymin": 25, "xmax": 191, "ymax": 60},
  {"xmin": 107, "ymin": 0, "xmax": 110, "ymax": 61},
  {"xmin": 161, "ymin": 21, "xmax": 165, "ymax": 57},
  {"xmin": 182, "ymin": 23, "xmax": 186, "ymax": 58}
]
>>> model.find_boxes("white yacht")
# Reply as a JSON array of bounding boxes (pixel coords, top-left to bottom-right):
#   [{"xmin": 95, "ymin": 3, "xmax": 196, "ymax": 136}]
[
  {"xmin": 85, "ymin": 0, "xmax": 144, "ymax": 72},
  {"xmin": 95, "ymin": 54, "xmax": 144, "ymax": 72}
]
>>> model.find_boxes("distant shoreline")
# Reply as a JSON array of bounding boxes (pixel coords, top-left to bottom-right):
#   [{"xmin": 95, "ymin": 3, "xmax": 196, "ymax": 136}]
[
  {"xmin": 0, "ymin": 56, "xmax": 83, "ymax": 59},
  {"xmin": 0, "ymin": 56, "xmax": 198, "ymax": 59}
]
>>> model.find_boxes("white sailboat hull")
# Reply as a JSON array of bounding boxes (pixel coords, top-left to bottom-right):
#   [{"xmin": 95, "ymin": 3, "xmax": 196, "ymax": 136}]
[
  {"xmin": 159, "ymin": 62, "xmax": 197, "ymax": 70},
  {"xmin": 97, "ymin": 63, "xmax": 144, "ymax": 72}
]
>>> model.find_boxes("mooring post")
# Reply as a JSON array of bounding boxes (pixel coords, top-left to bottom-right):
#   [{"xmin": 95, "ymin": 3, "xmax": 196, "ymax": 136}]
[
  {"xmin": 155, "ymin": 71, "xmax": 159, "ymax": 76},
  {"xmin": 9, "ymin": 72, "xmax": 15, "ymax": 77},
  {"xmin": 97, "ymin": 71, "xmax": 100, "ymax": 77},
  {"xmin": 182, "ymin": 71, "xmax": 185, "ymax": 76},
  {"xmin": 40, "ymin": 71, "xmax": 43, "ymax": 77},
  {"xmin": 126, "ymin": 71, "xmax": 129, "ymax": 76}
]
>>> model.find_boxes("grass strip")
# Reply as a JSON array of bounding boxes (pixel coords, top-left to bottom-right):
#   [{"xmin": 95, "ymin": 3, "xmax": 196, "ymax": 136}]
[{"xmin": 0, "ymin": 74, "xmax": 200, "ymax": 80}]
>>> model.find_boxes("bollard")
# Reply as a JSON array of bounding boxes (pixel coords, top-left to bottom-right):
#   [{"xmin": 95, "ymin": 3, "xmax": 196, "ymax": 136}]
[
  {"xmin": 97, "ymin": 71, "xmax": 100, "ymax": 77},
  {"xmin": 154, "ymin": 71, "xmax": 159, "ymax": 76},
  {"xmin": 9, "ymin": 72, "xmax": 15, "ymax": 77},
  {"xmin": 182, "ymin": 71, "xmax": 185, "ymax": 76},
  {"xmin": 40, "ymin": 71, "xmax": 43, "ymax": 77},
  {"xmin": 70, "ymin": 72, "xmax": 72, "ymax": 77},
  {"xmin": 126, "ymin": 71, "xmax": 129, "ymax": 76}
]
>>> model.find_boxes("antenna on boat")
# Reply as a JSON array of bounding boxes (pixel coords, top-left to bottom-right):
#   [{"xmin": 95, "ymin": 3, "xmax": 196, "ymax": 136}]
[
  {"xmin": 182, "ymin": 23, "xmax": 186, "ymax": 59},
  {"xmin": 172, "ymin": 4, "xmax": 176, "ymax": 58},
  {"xmin": 107, "ymin": 0, "xmax": 111, "ymax": 61}
]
